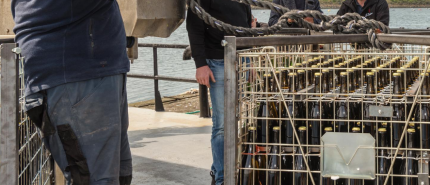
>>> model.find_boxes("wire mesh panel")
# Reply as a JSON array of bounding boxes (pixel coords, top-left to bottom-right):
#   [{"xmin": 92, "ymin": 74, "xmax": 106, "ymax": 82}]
[
  {"xmin": 0, "ymin": 46, "xmax": 57, "ymax": 185},
  {"xmin": 235, "ymin": 42, "xmax": 430, "ymax": 185}
]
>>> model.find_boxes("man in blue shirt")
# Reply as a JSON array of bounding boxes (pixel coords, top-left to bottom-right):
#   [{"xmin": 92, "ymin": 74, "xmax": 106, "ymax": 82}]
[
  {"xmin": 12, "ymin": 1, "xmax": 132, "ymax": 184},
  {"xmin": 269, "ymin": 0, "xmax": 323, "ymax": 27}
]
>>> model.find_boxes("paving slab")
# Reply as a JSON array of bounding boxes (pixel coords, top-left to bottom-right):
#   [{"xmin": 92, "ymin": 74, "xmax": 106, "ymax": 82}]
[{"xmin": 128, "ymin": 108, "xmax": 213, "ymax": 185}]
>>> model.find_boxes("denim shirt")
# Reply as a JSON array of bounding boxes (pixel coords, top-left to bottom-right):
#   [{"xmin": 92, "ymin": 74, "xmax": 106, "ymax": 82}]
[{"xmin": 12, "ymin": 0, "xmax": 130, "ymax": 96}]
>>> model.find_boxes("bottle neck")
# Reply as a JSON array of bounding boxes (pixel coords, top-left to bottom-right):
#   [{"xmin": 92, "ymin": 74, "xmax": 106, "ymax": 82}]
[
  {"xmin": 289, "ymin": 76, "xmax": 297, "ymax": 93},
  {"xmin": 366, "ymin": 75, "xmax": 375, "ymax": 95},
  {"xmin": 393, "ymin": 76, "xmax": 401, "ymax": 96},
  {"xmin": 407, "ymin": 132, "xmax": 415, "ymax": 149},
  {"xmin": 322, "ymin": 72, "xmax": 329, "ymax": 93},
  {"xmin": 340, "ymin": 75, "xmax": 347, "ymax": 94},
  {"xmin": 314, "ymin": 76, "xmax": 321, "ymax": 95},
  {"xmin": 273, "ymin": 130, "xmax": 279, "ymax": 144},
  {"xmin": 378, "ymin": 131, "xmax": 387, "ymax": 148},
  {"xmin": 422, "ymin": 76, "xmax": 429, "ymax": 96}
]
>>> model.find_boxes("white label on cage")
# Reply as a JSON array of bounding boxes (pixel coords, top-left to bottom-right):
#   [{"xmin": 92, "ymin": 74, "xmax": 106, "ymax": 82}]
[
  {"xmin": 369, "ymin": 105, "xmax": 393, "ymax": 118},
  {"xmin": 321, "ymin": 132, "xmax": 375, "ymax": 180}
]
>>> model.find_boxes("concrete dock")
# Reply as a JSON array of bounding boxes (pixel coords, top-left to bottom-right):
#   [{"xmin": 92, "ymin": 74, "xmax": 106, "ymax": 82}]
[{"xmin": 128, "ymin": 107, "xmax": 213, "ymax": 185}]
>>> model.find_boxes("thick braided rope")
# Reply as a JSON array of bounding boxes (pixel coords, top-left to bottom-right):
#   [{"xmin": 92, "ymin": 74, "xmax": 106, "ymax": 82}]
[{"xmin": 186, "ymin": 0, "xmax": 392, "ymax": 49}]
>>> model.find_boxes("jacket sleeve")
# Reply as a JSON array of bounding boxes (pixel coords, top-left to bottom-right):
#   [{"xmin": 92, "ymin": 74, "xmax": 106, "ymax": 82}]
[
  {"xmin": 337, "ymin": 3, "xmax": 347, "ymax": 16},
  {"xmin": 376, "ymin": 0, "xmax": 390, "ymax": 26},
  {"xmin": 268, "ymin": 0, "xmax": 282, "ymax": 26},
  {"xmin": 313, "ymin": 0, "xmax": 323, "ymax": 24},
  {"xmin": 186, "ymin": 0, "xmax": 210, "ymax": 68}
]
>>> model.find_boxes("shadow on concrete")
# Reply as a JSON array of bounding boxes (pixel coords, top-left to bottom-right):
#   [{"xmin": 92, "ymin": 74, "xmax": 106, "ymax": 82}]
[
  {"xmin": 131, "ymin": 155, "xmax": 213, "ymax": 185},
  {"xmin": 128, "ymin": 125, "xmax": 212, "ymax": 142}
]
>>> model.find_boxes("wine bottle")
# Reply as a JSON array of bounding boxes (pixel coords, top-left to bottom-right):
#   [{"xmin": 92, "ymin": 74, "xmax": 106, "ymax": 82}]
[
  {"xmin": 364, "ymin": 72, "xmax": 376, "ymax": 138},
  {"xmin": 268, "ymin": 127, "xmax": 281, "ymax": 185},
  {"xmin": 295, "ymin": 126, "xmax": 308, "ymax": 185},
  {"xmin": 241, "ymin": 127, "xmax": 260, "ymax": 185},
  {"xmin": 281, "ymin": 69, "xmax": 289, "ymax": 90},
  {"xmin": 399, "ymin": 129, "xmax": 418, "ymax": 185},
  {"xmin": 392, "ymin": 73, "xmax": 405, "ymax": 149},
  {"xmin": 337, "ymin": 72, "xmax": 349, "ymax": 133},
  {"xmin": 377, "ymin": 128, "xmax": 390, "ymax": 185}
]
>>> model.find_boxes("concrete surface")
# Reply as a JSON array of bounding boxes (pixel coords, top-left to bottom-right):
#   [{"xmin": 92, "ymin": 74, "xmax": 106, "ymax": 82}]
[{"xmin": 128, "ymin": 107, "xmax": 213, "ymax": 185}]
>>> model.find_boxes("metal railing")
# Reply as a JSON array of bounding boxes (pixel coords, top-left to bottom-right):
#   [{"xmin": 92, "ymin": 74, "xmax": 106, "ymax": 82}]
[
  {"xmin": 128, "ymin": 43, "xmax": 211, "ymax": 118},
  {"xmin": 0, "ymin": 43, "xmax": 56, "ymax": 185}
]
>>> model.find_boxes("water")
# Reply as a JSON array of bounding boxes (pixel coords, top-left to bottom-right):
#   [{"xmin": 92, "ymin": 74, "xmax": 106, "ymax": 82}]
[{"xmin": 127, "ymin": 8, "xmax": 430, "ymax": 103}]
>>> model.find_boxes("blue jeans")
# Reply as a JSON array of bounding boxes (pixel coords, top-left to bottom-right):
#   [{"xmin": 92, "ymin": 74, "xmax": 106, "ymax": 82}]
[{"xmin": 207, "ymin": 59, "xmax": 225, "ymax": 185}]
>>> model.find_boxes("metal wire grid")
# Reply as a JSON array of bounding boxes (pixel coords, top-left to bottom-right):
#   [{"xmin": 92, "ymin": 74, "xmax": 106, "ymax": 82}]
[
  {"xmin": 17, "ymin": 57, "xmax": 54, "ymax": 185},
  {"xmin": 235, "ymin": 43, "xmax": 430, "ymax": 185}
]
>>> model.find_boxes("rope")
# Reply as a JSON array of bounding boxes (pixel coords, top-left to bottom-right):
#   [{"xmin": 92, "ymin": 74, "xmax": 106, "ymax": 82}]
[{"xmin": 186, "ymin": 0, "xmax": 392, "ymax": 50}]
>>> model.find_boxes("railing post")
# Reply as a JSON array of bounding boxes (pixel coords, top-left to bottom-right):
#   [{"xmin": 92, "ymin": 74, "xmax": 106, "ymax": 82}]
[
  {"xmin": 223, "ymin": 36, "xmax": 238, "ymax": 185},
  {"xmin": 0, "ymin": 43, "xmax": 19, "ymax": 185},
  {"xmin": 153, "ymin": 47, "xmax": 164, "ymax": 112},
  {"xmin": 199, "ymin": 85, "xmax": 211, "ymax": 118}
]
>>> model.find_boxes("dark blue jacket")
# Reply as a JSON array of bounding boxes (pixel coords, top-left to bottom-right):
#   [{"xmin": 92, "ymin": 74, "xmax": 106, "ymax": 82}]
[
  {"xmin": 268, "ymin": 0, "xmax": 323, "ymax": 26},
  {"xmin": 12, "ymin": 0, "xmax": 130, "ymax": 96}
]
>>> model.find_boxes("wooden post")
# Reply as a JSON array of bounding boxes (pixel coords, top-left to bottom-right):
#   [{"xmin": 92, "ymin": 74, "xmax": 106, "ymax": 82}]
[
  {"xmin": 0, "ymin": 43, "xmax": 19, "ymax": 185},
  {"xmin": 223, "ymin": 36, "xmax": 238, "ymax": 185}
]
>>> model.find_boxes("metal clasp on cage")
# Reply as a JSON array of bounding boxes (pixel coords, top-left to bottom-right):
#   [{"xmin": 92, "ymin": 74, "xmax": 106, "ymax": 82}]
[{"xmin": 418, "ymin": 152, "xmax": 429, "ymax": 185}]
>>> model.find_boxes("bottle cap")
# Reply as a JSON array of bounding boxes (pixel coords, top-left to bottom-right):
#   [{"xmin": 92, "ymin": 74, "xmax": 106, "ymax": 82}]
[
  {"xmin": 393, "ymin": 73, "xmax": 401, "ymax": 77},
  {"xmin": 396, "ymin": 70, "xmax": 404, "ymax": 73},
  {"xmin": 378, "ymin": 128, "xmax": 387, "ymax": 132},
  {"xmin": 297, "ymin": 70, "xmax": 305, "ymax": 73},
  {"xmin": 340, "ymin": 72, "xmax": 348, "ymax": 76},
  {"xmin": 366, "ymin": 72, "xmax": 374, "ymax": 76},
  {"xmin": 372, "ymin": 69, "xmax": 379, "ymax": 73},
  {"xmin": 273, "ymin": 126, "xmax": 280, "ymax": 131},
  {"xmin": 382, "ymin": 122, "xmax": 388, "ymax": 126},
  {"xmin": 347, "ymin": 69, "xmax": 354, "ymax": 72},
  {"xmin": 400, "ymin": 67, "xmax": 406, "ymax": 69},
  {"xmin": 409, "ymin": 123, "xmax": 415, "ymax": 127},
  {"xmin": 352, "ymin": 127, "xmax": 361, "ymax": 131},
  {"xmin": 248, "ymin": 127, "xmax": 257, "ymax": 131},
  {"xmin": 311, "ymin": 65, "xmax": 318, "ymax": 68},
  {"xmin": 315, "ymin": 73, "xmax": 321, "ymax": 76},
  {"xmin": 323, "ymin": 61, "xmax": 329, "ymax": 65},
  {"xmin": 322, "ymin": 69, "xmax": 329, "ymax": 73},
  {"xmin": 281, "ymin": 68, "xmax": 289, "ymax": 71},
  {"xmin": 356, "ymin": 122, "xmax": 361, "ymax": 126},
  {"xmin": 289, "ymin": 73, "xmax": 298, "ymax": 76},
  {"xmin": 302, "ymin": 61, "xmax": 308, "ymax": 65},
  {"xmin": 275, "ymin": 71, "xmax": 281, "ymax": 74},
  {"xmin": 299, "ymin": 126, "xmax": 307, "ymax": 131},
  {"xmin": 317, "ymin": 63, "xmax": 322, "ymax": 67},
  {"xmin": 296, "ymin": 63, "xmax": 303, "ymax": 67},
  {"xmin": 324, "ymin": 127, "xmax": 333, "ymax": 131},
  {"xmin": 289, "ymin": 66, "xmax": 296, "ymax": 69},
  {"xmin": 356, "ymin": 65, "xmax": 362, "ymax": 68},
  {"xmin": 264, "ymin": 74, "xmax": 272, "ymax": 77},
  {"xmin": 407, "ymin": 128, "xmax": 416, "ymax": 133},
  {"xmin": 352, "ymin": 67, "xmax": 358, "ymax": 69},
  {"xmin": 334, "ymin": 65, "xmax": 340, "ymax": 68}
]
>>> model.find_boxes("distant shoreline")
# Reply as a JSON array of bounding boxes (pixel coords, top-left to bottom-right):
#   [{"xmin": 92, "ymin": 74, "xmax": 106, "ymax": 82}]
[{"xmin": 252, "ymin": 5, "xmax": 430, "ymax": 9}]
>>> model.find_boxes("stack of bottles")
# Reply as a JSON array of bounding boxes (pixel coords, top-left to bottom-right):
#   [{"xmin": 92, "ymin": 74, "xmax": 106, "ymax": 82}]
[{"xmin": 239, "ymin": 56, "xmax": 430, "ymax": 185}]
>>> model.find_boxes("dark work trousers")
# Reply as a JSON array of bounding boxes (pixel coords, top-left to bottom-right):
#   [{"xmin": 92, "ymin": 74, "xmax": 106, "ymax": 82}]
[{"xmin": 26, "ymin": 74, "xmax": 132, "ymax": 185}]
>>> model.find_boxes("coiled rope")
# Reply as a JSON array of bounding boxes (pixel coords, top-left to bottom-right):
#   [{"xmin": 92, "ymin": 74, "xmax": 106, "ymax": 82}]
[{"xmin": 186, "ymin": 0, "xmax": 392, "ymax": 50}]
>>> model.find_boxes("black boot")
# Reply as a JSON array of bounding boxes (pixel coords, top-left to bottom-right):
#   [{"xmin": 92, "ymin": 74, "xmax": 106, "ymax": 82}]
[{"xmin": 210, "ymin": 171, "xmax": 215, "ymax": 185}]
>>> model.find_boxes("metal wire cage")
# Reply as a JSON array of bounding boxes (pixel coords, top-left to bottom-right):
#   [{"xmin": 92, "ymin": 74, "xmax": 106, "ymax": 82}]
[
  {"xmin": 224, "ymin": 36, "xmax": 430, "ymax": 185},
  {"xmin": 18, "ymin": 55, "xmax": 54, "ymax": 185},
  {"xmin": 0, "ymin": 43, "xmax": 54, "ymax": 185}
]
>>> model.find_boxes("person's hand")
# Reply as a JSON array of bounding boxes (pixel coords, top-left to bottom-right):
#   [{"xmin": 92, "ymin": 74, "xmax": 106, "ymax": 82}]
[
  {"xmin": 287, "ymin": 18, "xmax": 294, "ymax": 23},
  {"xmin": 251, "ymin": 17, "xmax": 258, "ymax": 28},
  {"xmin": 196, "ymin": 66, "xmax": 216, "ymax": 88},
  {"xmin": 304, "ymin": 17, "xmax": 314, "ymax": 23}
]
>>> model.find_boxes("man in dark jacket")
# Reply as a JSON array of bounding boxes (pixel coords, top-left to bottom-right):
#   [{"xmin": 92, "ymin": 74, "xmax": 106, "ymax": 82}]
[
  {"xmin": 186, "ymin": 1, "xmax": 252, "ymax": 185},
  {"xmin": 337, "ymin": 0, "xmax": 390, "ymax": 26},
  {"xmin": 269, "ymin": 0, "xmax": 323, "ymax": 26},
  {"xmin": 12, "ymin": 1, "xmax": 132, "ymax": 184}
]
